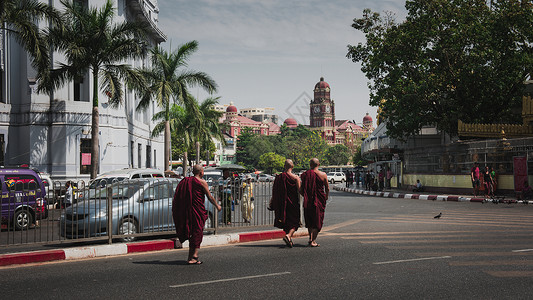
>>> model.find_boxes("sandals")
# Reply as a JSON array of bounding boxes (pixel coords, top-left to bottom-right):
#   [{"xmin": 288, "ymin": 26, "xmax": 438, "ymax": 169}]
[
  {"xmin": 283, "ymin": 235, "xmax": 293, "ymax": 248},
  {"xmin": 188, "ymin": 256, "xmax": 203, "ymax": 265},
  {"xmin": 308, "ymin": 241, "xmax": 320, "ymax": 247}
]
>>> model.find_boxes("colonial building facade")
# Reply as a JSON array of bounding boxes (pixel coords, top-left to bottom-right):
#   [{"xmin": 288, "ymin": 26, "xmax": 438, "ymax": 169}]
[
  {"xmin": 308, "ymin": 77, "xmax": 373, "ymax": 147},
  {"xmin": 0, "ymin": 0, "xmax": 166, "ymax": 180}
]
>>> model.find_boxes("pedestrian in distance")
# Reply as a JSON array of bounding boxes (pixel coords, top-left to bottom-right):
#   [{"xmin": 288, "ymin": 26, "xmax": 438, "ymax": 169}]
[
  {"xmin": 220, "ymin": 169, "xmax": 232, "ymax": 225},
  {"xmin": 386, "ymin": 168, "xmax": 393, "ymax": 189},
  {"xmin": 172, "ymin": 164, "xmax": 221, "ymax": 265},
  {"xmin": 300, "ymin": 158, "xmax": 329, "ymax": 247},
  {"xmin": 241, "ymin": 175, "xmax": 254, "ymax": 223},
  {"xmin": 471, "ymin": 162, "xmax": 481, "ymax": 197},
  {"xmin": 483, "ymin": 166, "xmax": 493, "ymax": 198},
  {"xmin": 270, "ymin": 159, "xmax": 301, "ymax": 248},
  {"xmin": 64, "ymin": 181, "xmax": 73, "ymax": 208},
  {"xmin": 490, "ymin": 167, "xmax": 497, "ymax": 196}
]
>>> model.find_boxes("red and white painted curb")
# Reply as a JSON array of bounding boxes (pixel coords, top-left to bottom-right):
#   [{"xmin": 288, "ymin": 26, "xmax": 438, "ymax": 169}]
[
  {"xmin": 0, "ymin": 229, "xmax": 309, "ymax": 267},
  {"xmin": 335, "ymin": 186, "xmax": 532, "ymax": 204}
]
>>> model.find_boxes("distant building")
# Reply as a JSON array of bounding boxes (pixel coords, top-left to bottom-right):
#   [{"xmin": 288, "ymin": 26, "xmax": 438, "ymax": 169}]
[{"xmin": 240, "ymin": 107, "xmax": 279, "ymax": 124}]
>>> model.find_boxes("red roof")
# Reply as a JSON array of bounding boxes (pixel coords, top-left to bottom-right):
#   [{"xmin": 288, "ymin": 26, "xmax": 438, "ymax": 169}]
[
  {"xmin": 283, "ymin": 118, "xmax": 298, "ymax": 127},
  {"xmin": 363, "ymin": 113, "xmax": 373, "ymax": 122},
  {"xmin": 226, "ymin": 105, "xmax": 238, "ymax": 113}
]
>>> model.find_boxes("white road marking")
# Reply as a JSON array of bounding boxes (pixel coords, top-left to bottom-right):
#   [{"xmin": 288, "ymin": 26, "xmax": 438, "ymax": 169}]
[
  {"xmin": 169, "ymin": 271, "xmax": 291, "ymax": 288},
  {"xmin": 373, "ymin": 256, "xmax": 452, "ymax": 265},
  {"xmin": 512, "ymin": 249, "xmax": 533, "ymax": 253}
]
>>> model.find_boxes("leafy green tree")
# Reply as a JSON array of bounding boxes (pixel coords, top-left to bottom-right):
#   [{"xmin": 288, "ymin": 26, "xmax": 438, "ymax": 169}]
[
  {"xmin": 258, "ymin": 152, "xmax": 286, "ymax": 174},
  {"xmin": 235, "ymin": 128, "xmax": 257, "ymax": 167},
  {"xmin": 137, "ymin": 42, "xmax": 217, "ymax": 171},
  {"xmin": 39, "ymin": 0, "xmax": 146, "ymax": 178},
  {"xmin": 352, "ymin": 145, "xmax": 368, "ymax": 166},
  {"xmin": 325, "ymin": 144, "xmax": 350, "ymax": 165},
  {"xmin": 1, "ymin": 0, "xmax": 60, "ymax": 70},
  {"xmin": 347, "ymin": 0, "xmax": 533, "ymax": 139}
]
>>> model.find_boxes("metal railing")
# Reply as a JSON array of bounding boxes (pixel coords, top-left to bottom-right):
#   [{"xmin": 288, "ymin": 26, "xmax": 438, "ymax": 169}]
[{"xmin": 0, "ymin": 177, "xmax": 276, "ymax": 247}]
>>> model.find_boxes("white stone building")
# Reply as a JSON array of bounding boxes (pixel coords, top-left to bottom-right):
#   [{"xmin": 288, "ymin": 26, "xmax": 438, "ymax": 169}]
[{"xmin": 0, "ymin": 0, "xmax": 167, "ymax": 181}]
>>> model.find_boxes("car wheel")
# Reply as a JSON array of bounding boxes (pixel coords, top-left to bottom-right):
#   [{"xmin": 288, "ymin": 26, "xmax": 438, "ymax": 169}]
[
  {"xmin": 14, "ymin": 209, "xmax": 33, "ymax": 230},
  {"xmin": 330, "ymin": 179, "xmax": 334, "ymax": 184},
  {"xmin": 118, "ymin": 217, "xmax": 138, "ymax": 242}
]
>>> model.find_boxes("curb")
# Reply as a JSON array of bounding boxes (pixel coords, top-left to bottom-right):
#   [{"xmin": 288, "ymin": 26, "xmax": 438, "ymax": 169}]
[
  {"xmin": 334, "ymin": 186, "xmax": 533, "ymax": 205},
  {"xmin": 0, "ymin": 229, "xmax": 309, "ymax": 267}
]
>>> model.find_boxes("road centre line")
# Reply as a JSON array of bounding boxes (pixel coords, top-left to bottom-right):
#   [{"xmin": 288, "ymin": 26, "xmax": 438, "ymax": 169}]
[
  {"xmin": 512, "ymin": 249, "xmax": 533, "ymax": 253},
  {"xmin": 374, "ymin": 256, "xmax": 452, "ymax": 265},
  {"xmin": 169, "ymin": 272, "xmax": 291, "ymax": 288}
]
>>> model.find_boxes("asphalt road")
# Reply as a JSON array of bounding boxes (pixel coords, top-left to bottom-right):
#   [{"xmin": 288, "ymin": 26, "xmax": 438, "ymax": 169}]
[{"xmin": 2, "ymin": 188, "xmax": 533, "ymax": 299}]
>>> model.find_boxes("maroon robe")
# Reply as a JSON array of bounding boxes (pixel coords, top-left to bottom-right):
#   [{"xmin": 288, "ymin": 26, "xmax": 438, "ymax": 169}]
[
  {"xmin": 271, "ymin": 172, "xmax": 300, "ymax": 234},
  {"xmin": 301, "ymin": 169, "xmax": 327, "ymax": 232},
  {"xmin": 172, "ymin": 177, "xmax": 208, "ymax": 248}
]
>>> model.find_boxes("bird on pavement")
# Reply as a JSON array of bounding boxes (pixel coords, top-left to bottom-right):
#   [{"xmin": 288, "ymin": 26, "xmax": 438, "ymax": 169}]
[{"xmin": 434, "ymin": 212, "xmax": 442, "ymax": 219}]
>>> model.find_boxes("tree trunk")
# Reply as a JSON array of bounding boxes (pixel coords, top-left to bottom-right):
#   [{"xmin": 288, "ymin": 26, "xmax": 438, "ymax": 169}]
[
  {"xmin": 90, "ymin": 70, "xmax": 100, "ymax": 179},
  {"xmin": 183, "ymin": 151, "xmax": 188, "ymax": 177},
  {"xmin": 206, "ymin": 149, "xmax": 210, "ymax": 167},
  {"xmin": 164, "ymin": 120, "xmax": 170, "ymax": 171},
  {"xmin": 196, "ymin": 141, "xmax": 200, "ymax": 165}
]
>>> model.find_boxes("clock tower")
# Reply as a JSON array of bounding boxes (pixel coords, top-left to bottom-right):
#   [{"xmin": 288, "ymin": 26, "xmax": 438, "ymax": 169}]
[{"xmin": 310, "ymin": 77, "xmax": 336, "ymax": 144}]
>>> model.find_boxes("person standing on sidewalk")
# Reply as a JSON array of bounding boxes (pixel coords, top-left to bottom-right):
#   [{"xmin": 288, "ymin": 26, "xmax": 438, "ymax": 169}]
[
  {"xmin": 471, "ymin": 162, "xmax": 481, "ymax": 197},
  {"xmin": 172, "ymin": 164, "xmax": 221, "ymax": 265},
  {"xmin": 300, "ymin": 158, "xmax": 329, "ymax": 247},
  {"xmin": 241, "ymin": 175, "xmax": 254, "ymax": 223},
  {"xmin": 483, "ymin": 166, "xmax": 493, "ymax": 198},
  {"xmin": 270, "ymin": 159, "xmax": 301, "ymax": 248}
]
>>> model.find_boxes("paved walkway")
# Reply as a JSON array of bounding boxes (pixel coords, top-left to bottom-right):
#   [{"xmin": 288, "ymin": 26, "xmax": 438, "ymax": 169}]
[{"xmin": 334, "ymin": 185, "xmax": 531, "ymax": 204}]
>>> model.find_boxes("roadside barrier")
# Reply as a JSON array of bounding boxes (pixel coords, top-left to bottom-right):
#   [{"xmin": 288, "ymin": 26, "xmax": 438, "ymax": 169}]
[{"xmin": 1, "ymin": 177, "xmax": 276, "ymax": 248}]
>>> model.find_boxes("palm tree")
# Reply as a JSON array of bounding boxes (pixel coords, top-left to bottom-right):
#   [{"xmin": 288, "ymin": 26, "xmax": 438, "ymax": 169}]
[
  {"xmin": 1, "ymin": 0, "xmax": 60, "ymax": 70},
  {"xmin": 195, "ymin": 96, "xmax": 226, "ymax": 166},
  {"xmin": 38, "ymin": 0, "xmax": 146, "ymax": 179},
  {"xmin": 153, "ymin": 103, "xmax": 195, "ymax": 176},
  {"xmin": 136, "ymin": 42, "xmax": 217, "ymax": 172}
]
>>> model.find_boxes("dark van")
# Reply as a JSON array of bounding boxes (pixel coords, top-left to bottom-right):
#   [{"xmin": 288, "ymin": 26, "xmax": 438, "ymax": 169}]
[{"xmin": 0, "ymin": 168, "xmax": 48, "ymax": 230}]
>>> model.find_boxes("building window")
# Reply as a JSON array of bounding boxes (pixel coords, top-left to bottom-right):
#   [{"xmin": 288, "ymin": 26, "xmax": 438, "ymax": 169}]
[
  {"xmin": 130, "ymin": 141, "xmax": 134, "ymax": 168},
  {"xmin": 146, "ymin": 145, "xmax": 151, "ymax": 168},
  {"xmin": 153, "ymin": 149, "xmax": 157, "ymax": 169},
  {"xmin": 138, "ymin": 143, "xmax": 142, "ymax": 168},
  {"xmin": 80, "ymin": 138, "xmax": 91, "ymax": 174}
]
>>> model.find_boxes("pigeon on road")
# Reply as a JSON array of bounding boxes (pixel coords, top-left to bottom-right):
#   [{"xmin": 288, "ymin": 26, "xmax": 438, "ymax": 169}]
[{"xmin": 434, "ymin": 213, "xmax": 442, "ymax": 219}]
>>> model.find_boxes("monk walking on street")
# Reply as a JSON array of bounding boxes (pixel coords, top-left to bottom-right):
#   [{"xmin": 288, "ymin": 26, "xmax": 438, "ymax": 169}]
[
  {"xmin": 172, "ymin": 164, "xmax": 221, "ymax": 264},
  {"xmin": 300, "ymin": 158, "xmax": 329, "ymax": 247},
  {"xmin": 270, "ymin": 159, "xmax": 301, "ymax": 248}
]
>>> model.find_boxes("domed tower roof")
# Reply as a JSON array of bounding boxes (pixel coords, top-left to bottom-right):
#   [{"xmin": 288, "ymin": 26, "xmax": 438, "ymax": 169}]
[
  {"xmin": 226, "ymin": 101, "xmax": 238, "ymax": 113},
  {"xmin": 283, "ymin": 118, "xmax": 298, "ymax": 128},
  {"xmin": 314, "ymin": 77, "xmax": 330, "ymax": 89},
  {"xmin": 363, "ymin": 113, "xmax": 373, "ymax": 127}
]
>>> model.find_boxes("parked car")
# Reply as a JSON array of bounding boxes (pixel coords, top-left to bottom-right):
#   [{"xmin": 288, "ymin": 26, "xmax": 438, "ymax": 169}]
[
  {"xmin": 0, "ymin": 168, "xmax": 48, "ymax": 230},
  {"xmin": 327, "ymin": 172, "xmax": 346, "ymax": 183},
  {"xmin": 38, "ymin": 173, "xmax": 54, "ymax": 203},
  {"xmin": 88, "ymin": 168, "xmax": 165, "ymax": 189},
  {"xmin": 257, "ymin": 174, "xmax": 275, "ymax": 182},
  {"xmin": 60, "ymin": 178, "xmax": 177, "ymax": 242}
]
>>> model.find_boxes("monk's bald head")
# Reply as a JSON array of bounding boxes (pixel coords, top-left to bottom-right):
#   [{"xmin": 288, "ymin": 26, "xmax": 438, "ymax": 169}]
[
  {"xmin": 309, "ymin": 158, "xmax": 320, "ymax": 169},
  {"xmin": 284, "ymin": 159, "xmax": 294, "ymax": 170},
  {"xmin": 192, "ymin": 164, "xmax": 203, "ymax": 176}
]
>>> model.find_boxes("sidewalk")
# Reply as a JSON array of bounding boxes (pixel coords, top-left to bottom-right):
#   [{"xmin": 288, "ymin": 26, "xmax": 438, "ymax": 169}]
[
  {"xmin": 334, "ymin": 185, "xmax": 531, "ymax": 204},
  {"xmin": 0, "ymin": 227, "xmax": 308, "ymax": 267}
]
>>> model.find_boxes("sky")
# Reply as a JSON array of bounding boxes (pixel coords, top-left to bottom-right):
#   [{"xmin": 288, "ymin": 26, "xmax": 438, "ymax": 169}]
[{"xmin": 157, "ymin": 0, "xmax": 407, "ymax": 126}]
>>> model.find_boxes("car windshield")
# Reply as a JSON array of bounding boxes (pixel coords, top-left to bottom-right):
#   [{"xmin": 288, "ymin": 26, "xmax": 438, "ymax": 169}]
[
  {"xmin": 89, "ymin": 177, "xmax": 127, "ymax": 189},
  {"xmin": 83, "ymin": 181, "xmax": 142, "ymax": 200}
]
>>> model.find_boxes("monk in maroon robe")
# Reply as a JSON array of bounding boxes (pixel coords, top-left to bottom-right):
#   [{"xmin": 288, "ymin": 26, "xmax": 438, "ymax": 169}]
[
  {"xmin": 173, "ymin": 164, "xmax": 221, "ymax": 264},
  {"xmin": 300, "ymin": 158, "xmax": 329, "ymax": 247},
  {"xmin": 270, "ymin": 159, "xmax": 301, "ymax": 248}
]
